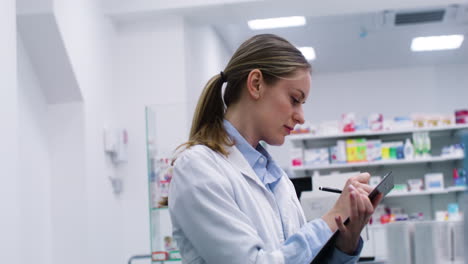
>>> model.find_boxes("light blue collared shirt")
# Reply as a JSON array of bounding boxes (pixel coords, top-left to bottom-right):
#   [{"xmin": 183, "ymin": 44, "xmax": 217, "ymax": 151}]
[{"xmin": 224, "ymin": 120, "xmax": 362, "ymax": 264}]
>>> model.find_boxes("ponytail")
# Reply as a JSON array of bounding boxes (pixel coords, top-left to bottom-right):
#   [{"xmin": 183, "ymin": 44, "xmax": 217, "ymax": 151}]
[{"xmin": 178, "ymin": 73, "xmax": 233, "ymax": 156}]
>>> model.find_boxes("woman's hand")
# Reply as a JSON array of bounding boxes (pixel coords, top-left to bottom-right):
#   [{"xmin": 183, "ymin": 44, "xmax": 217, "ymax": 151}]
[{"xmin": 321, "ymin": 173, "xmax": 383, "ymax": 254}]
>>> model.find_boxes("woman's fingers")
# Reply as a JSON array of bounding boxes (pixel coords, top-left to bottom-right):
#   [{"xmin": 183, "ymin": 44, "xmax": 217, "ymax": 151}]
[
  {"xmin": 354, "ymin": 172, "xmax": 371, "ymax": 184},
  {"xmin": 335, "ymin": 215, "xmax": 347, "ymax": 233},
  {"xmin": 350, "ymin": 184, "xmax": 375, "ymax": 220},
  {"xmin": 348, "ymin": 185, "xmax": 358, "ymax": 220},
  {"xmin": 346, "ymin": 174, "xmax": 373, "ymax": 194},
  {"xmin": 354, "ymin": 182, "xmax": 373, "ymax": 193},
  {"xmin": 363, "ymin": 194, "xmax": 374, "ymax": 214},
  {"xmin": 356, "ymin": 192, "xmax": 366, "ymax": 218},
  {"xmin": 354, "ymin": 186, "xmax": 369, "ymax": 196}
]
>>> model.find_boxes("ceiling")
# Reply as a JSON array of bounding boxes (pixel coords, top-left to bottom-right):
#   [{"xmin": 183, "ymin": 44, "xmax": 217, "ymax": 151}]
[
  {"xmin": 102, "ymin": 0, "xmax": 468, "ymax": 73},
  {"xmin": 19, "ymin": 0, "xmax": 468, "ymax": 74},
  {"xmin": 214, "ymin": 8, "xmax": 468, "ymax": 73}
]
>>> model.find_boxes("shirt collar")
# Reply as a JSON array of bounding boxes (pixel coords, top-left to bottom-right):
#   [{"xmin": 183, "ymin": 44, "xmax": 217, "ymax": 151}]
[
  {"xmin": 223, "ymin": 120, "xmax": 283, "ymax": 184},
  {"xmin": 223, "ymin": 119, "xmax": 263, "ymax": 169}
]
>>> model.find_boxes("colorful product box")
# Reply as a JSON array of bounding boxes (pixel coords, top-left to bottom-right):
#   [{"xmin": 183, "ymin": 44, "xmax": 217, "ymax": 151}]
[
  {"xmin": 346, "ymin": 138, "xmax": 367, "ymax": 162},
  {"xmin": 381, "ymin": 143, "xmax": 391, "ymax": 160}
]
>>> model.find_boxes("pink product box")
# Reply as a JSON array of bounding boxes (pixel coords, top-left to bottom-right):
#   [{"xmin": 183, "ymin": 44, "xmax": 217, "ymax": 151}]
[
  {"xmin": 455, "ymin": 110, "xmax": 468, "ymax": 124},
  {"xmin": 408, "ymin": 179, "xmax": 424, "ymax": 192},
  {"xmin": 290, "ymin": 148, "xmax": 303, "ymax": 167},
  {"xmin": 366, "ymin": 140, "xmax": 382, "ymax": 161},
  {"xmin": 368, "ymin": 113, "xmax": 383, "ymax": 131},
  {"xmin": 342, "ymin": 113, "xmax": 356, "ymax": 132}
]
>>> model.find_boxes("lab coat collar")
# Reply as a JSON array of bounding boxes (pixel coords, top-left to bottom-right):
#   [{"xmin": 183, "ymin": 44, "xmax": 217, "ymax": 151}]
[{"xmin": 225, "ymin": 145, "xmax": 269, "ymax": 191}]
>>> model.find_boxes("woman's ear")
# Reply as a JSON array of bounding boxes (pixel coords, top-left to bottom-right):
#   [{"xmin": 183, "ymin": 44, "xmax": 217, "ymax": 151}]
[{"xmin": 246, "ymin": 69, "xmax": 263, "ymax": 100}]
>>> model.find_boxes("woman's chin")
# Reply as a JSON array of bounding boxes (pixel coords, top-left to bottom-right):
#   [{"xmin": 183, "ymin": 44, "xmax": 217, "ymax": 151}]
[{"xmin": 266, "ymin": 137, "xmax": 285, "ymax": 146}]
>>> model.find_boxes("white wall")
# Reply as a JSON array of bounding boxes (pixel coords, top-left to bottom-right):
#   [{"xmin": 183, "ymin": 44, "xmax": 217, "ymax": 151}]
[
  {"xmin": 15, "ymin": 4, "xmax": 214, "ymax": 264},
  {"xmin": 17, "ymin": 35, "xmax": 53, "ymax": 264},
  {"xmin": 48, "ymin": 102, "xmax": 87, "ymax": 264},
  {"xmin": 53, "ymin": 1, "xmax": 124, "ymax": 264},
  {"xmin": 114, "ymin": 15, "xmax": 189, "ymax": 260},
  {"xmin": 112, "ymin": 16, "xmax": 232, "ymax": 260},
  {"xmin": 16, "ymin": 1, "xmax": 120, "ymax": 263},
  {"xmin": 306, "ymin": 64, "xmax": 468, "ymax": 123},
  {"xmin": 0, "ymin": 1, "xmax": 19, "ymax": 264},
  {"xmin": 433, "ymin": 64, "xmax": 468, "ymax": 112},
  {"xmin": 184, "ymin": 20, "xmax": 230, "ymax": 123}
]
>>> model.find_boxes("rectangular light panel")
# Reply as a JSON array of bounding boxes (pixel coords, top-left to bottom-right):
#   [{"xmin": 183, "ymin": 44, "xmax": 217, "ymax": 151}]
[
  {"xmin": 411, "ymin": 35, "xmax": 464, "ymax": 51},
  {"xmin": 298, "ymin": 47, "xmax": 316, "ymax": 61},
  {"xmin": 248, "ymin": 16, "xmax": 306, "ymax": 30}
]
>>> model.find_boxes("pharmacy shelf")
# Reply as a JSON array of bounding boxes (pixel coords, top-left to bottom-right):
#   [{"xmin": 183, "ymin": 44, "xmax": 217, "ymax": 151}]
[
  {"xmin": 287, "ymin": 124, "xmax": 468, "ymax": 142},
  {"xmin": 291, "ymin": 154, "xmax": 465, "ymax": 171},
  {"xmin": 387, "ymin": 186, "xmax": 467, "ymax": 197}
]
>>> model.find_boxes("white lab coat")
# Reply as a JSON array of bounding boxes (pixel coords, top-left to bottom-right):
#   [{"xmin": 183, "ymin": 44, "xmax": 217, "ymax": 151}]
[{"xmin": 169, "ymin": 144, "xmax": 327, "ymax": 264}]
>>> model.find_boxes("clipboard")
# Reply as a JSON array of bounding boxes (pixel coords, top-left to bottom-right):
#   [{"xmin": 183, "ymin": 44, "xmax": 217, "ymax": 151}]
[{"xmin": 310, "ymin": 171, "xmax": 394, "ymax": 264}]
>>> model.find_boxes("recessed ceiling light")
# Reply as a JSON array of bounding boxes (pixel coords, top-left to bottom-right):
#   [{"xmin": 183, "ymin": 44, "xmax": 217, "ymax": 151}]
[
  {"xmin": 248, "ymin": 16, "xmax": 306, "ymax": 30},
  {"xmin": 411, "ymin": 34, "xmax": 464, "ymax": 52},
  {"xmin": 298, "ymin": 47, "xmax": 316, "ymax": 61}
]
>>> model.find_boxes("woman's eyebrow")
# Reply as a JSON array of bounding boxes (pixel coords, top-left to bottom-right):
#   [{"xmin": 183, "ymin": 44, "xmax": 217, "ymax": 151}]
[{"xmin": 293, "ymin": 88, "xmax": 305, "ymax": 100}]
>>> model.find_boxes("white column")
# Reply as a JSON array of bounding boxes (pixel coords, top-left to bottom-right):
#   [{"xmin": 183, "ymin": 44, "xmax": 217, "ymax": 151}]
[{"xmin": 0, "ymin": 0, "xmax": 20, "ymax": 264}]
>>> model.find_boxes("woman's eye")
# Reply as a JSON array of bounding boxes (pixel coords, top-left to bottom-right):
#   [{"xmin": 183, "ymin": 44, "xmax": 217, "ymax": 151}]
[{"xmin": 291, "ymin": 97, "xmax": 300, "ymax": 104}]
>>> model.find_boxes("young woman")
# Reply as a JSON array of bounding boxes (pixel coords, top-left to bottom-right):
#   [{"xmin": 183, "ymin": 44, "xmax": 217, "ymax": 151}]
[{"xmin": 169, "ymin": 34, "xmax": 382, "ymax": 264}]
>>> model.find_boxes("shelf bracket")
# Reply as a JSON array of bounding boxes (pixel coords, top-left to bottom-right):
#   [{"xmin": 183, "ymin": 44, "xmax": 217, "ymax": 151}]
[{"xmin": 426, "ymin": 162, "xmax": 433, "ymax": 171}]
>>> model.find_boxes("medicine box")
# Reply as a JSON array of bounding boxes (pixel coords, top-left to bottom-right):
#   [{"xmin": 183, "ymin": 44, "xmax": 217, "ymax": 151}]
[
  {"xmin": 424, "ymin": 173, "xmax": 444, "ymax": 191},
  {"xmin": 346, "ymin": 138, "xmax": 367, "ymax": 162},
  {"xmin": 290, "ymin": 148, "xmax": 303, "ymax": 167},
  {"xmin": 304, "ymin": 148, "xmax": 329, "ymax": 165}
]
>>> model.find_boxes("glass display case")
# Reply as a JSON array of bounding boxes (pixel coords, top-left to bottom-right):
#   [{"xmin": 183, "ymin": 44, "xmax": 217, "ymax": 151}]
[{"xmin": 146, "ymin": 104, "xmax": 188, "ymax": 263}]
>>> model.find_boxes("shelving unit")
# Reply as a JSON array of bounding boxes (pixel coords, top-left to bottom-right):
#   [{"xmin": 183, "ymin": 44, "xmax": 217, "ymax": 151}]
[
  {"xmin": 288, "ymin": 122, "xmax": 468, "ymax": 222},
  {"xmin": 291, "ymin": 154, "xmax": 464, "ymax": 171},
  {"xmin": 387, "ymin": 186, "xmax": 466, "ymax": 197},
  {"xmin": 288, "ymin": 124, "xmax": 468, "ymax": 141},
  {"xmin": 146, "ymin": 106, "xmax": 182, "ymax": 264}
]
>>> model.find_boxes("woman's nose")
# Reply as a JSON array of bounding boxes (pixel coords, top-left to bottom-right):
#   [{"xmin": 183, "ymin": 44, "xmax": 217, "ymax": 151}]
[{"xmin": 294, "ymin": 107, "xmax": 305, "ymax": 125}]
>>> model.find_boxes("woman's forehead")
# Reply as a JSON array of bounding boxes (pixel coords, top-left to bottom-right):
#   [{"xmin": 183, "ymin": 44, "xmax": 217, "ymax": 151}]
[{"xmin": 277, "ymin": 71, "xmax": 311, "ymax": 94}]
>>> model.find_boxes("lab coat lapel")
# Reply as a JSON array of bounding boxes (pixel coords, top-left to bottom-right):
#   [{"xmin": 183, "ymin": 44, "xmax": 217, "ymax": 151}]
[{"xmin": 225, "ymin": 145, "xmax": 268, "ymax": 191}]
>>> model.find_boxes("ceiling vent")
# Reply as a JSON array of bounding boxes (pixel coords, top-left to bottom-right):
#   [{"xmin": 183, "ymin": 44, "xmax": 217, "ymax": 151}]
[
  {"xmin": 395, "ymin": 9, "xmax": 445, "ymax": 25},
  {"xmin": 379, "ymin": 6, "xmax": 465, "ymax": 27}
]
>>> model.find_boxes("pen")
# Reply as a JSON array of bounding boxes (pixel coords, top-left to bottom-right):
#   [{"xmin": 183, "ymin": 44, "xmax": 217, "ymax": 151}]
[{"xmin": 318, "ymin": 186, "xmax": 342, "ymax": 194}]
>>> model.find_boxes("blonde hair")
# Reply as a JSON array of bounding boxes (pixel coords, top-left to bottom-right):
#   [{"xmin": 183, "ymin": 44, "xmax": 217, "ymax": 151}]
[{"xmin": 181, "ymin": 34, "xmax": 311, "ymax": 156}]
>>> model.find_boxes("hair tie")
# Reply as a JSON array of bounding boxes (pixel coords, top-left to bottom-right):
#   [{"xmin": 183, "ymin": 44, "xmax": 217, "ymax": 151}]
[{"xmin": 220, "ymin": 71, "xmax": 227, "ymax": 83}]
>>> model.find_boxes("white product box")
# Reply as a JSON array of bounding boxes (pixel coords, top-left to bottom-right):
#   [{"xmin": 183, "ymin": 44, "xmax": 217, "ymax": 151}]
[
  {"xmin": 335, "ymin": 140, "xmax": 347, "ymax": 163},
  {"xmin": 304, "ymin": 148, "xmax": 329, "ymax": 165},
  {"xmin": 290, "ymin": 148, "xmax": 303, "ymax": 167},
  {"xmin": 407, "ymin": 178, "xmax": 424, "ymax": 192},
  {"xmin": 424, "ymin": 173, "xmax": 444, "ymax": 191},
  {"xmin": 366, "ymin": 140, "xmax": 382, "ymax": 161}
]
